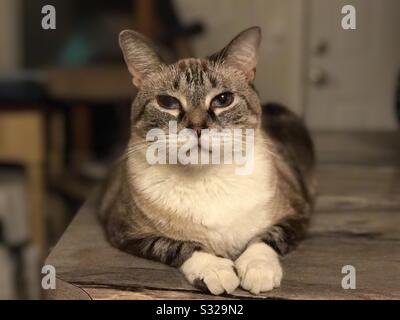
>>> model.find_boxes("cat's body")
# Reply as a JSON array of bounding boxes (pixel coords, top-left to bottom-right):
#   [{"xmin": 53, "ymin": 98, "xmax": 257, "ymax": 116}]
[{"xmin": 98, "ymin": 27, "xmax": 315, "ymax": 295}]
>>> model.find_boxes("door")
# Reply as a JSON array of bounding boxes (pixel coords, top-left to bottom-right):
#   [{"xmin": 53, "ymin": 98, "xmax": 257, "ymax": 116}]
[{"xmin": 305, "ymin": 0, "xmax": 400, "ymax": 130}]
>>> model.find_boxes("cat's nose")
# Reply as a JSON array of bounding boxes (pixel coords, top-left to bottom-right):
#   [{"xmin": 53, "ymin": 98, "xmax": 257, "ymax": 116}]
[
  {"xmin": 188, "ymin": 124, "xmax": 205, "ymax": 138},
  {"xmin": 187, "ymin": 108, "xmax": 207, "ymax": 137},
  {"xmin": 192, "ymin": 126, "xmax": 202, "ymax": 138}
]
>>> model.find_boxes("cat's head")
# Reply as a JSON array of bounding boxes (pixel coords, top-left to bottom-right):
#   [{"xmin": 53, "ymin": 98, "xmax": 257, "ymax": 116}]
[{"xmin": 120, "ymin": 27, "xmax": 262, "ymax": 140}]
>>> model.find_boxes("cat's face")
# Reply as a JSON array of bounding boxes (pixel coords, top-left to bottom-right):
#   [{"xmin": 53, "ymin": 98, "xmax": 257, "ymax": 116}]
[{"xmin": 120, "ymin": 27, "xmax": 262, "ymax": 142}]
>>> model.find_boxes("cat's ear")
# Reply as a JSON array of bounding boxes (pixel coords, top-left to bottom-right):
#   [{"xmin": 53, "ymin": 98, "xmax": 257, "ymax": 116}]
[
  {"xmin": 211, "ymin": 26, "xmax": 262, "ymax": 82},
  {"xmin": 119, "ymin": 30, "xmax": 162, "ymax": 87}
]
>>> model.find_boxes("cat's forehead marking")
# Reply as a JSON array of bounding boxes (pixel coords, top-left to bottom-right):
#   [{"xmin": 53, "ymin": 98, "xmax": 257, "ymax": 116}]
[
  {"xmin": 178, "ymin": 58, "xmax": 205, "ymax": 67},
  {"xmin": 174, "ymin": 58, "xmax": 217, "ymax": 93}
]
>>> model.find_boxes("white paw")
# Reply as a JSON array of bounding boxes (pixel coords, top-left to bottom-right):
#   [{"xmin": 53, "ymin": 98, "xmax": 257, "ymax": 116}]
[
  {"xmin": 181, "ymin": 251, "xmax": 240, "ymax": 295},
  {"xmin": 235, "ymin": 243, "xmax": 283, "ymax": 294}
]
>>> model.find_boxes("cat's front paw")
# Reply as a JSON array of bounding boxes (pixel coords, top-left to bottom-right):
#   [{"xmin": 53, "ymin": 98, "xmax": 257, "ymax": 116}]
[
  {"xmin": 235, "ymin": 242, "xmax": 282, "ymax": 294},
  {"xmin": 181, "ymin": 251, "xmax": 240, "ymax": 295}
]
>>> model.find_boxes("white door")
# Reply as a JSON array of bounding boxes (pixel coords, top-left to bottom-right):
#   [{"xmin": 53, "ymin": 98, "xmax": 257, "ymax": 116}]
[{"xmin": 305, "ymin": 0, "xmax": 400, "ymax": 130}]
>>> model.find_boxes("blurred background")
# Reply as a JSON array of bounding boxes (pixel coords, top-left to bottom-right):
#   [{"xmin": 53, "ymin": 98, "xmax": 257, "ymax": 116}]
[{"xmin": 0, "ymin": 0, "xmax": 399, "ymax": 299}]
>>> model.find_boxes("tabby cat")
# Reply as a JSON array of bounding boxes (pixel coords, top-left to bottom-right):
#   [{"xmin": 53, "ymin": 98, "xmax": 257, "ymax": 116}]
[{"xmin": 98, "ymin": 27, "xmax": 315, "ymax": 295}]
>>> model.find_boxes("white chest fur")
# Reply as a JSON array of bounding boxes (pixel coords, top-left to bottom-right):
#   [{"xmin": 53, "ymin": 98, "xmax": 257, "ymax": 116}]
[{"xmin": 130, "ymin": 146, "xmax": 276, "ymax": 257}]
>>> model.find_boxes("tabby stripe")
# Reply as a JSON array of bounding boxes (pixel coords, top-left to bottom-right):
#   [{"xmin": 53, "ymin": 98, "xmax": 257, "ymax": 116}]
[
  {"xmin": 120, "ymin": 236, "xmax": 203, "ymax": 267},
  {"xmin": 259, "ymin": 215, "xmax": 310, "ymax": 255}
]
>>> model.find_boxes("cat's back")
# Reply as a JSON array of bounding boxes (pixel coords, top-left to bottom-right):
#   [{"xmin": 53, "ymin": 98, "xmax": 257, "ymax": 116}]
[{"xmin": 261, "ymin": 103, "xmax": 315, "ymax": 196}]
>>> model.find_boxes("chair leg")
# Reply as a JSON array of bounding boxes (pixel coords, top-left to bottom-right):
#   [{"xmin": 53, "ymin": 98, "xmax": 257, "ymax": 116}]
[{"xmin": 26, "ymin": 163, "xmax": 46, "ymax": 256}]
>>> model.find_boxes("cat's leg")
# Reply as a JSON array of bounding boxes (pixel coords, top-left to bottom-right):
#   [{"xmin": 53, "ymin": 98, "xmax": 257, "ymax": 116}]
[
  {"xmin": 104, "ymin": 201, "xmax": 240, "ymax": 295},
  {"xmin": 119, "ymin": 235, "xmax": 202, "ymax": 267},
  {"xmin": 118, "ymin": 236, "xmax": 239, "ymax": 295},
  {"xmin": 235, "ymin": 242, "xmax": 282, "ymax": 294},
  {"xmin": 235, "ymin": 215, "xmax": 308, "ymax": 294},
  {"xmin": 180, "ymin": 251, "xmax": 240, "ymax": 295}
]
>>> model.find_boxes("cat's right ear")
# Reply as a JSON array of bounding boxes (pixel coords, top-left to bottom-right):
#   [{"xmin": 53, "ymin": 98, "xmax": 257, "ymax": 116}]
[{"xmin": 119, "ymin": 30, "xmax": 162, "ymax": 88}]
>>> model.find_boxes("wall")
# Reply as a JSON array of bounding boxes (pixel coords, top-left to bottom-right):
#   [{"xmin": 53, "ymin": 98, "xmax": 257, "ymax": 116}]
[{"xmin": 175, "ymin": 0, "xmax": 306, "ymax": 115}]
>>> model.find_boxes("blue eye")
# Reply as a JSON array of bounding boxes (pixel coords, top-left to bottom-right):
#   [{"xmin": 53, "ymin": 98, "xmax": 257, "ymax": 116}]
[
  {"xmin": 211, "ymin": 92, "xmax": 234, "ymax": 108},
  {"xmin": 156, "ymin": 95, "xmax": 181, "ymax": 110}
]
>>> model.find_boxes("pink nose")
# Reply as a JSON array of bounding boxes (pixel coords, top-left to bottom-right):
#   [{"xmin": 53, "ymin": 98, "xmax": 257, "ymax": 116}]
[{"xmin": 192, "ymin": 127, "xmax": 202, "ymax": 138}]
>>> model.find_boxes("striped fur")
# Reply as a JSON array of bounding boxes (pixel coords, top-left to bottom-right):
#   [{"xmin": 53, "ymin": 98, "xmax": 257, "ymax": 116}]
[{"xmin": 98, "ymin": 27, "xmax": 315, "ymax": 295}]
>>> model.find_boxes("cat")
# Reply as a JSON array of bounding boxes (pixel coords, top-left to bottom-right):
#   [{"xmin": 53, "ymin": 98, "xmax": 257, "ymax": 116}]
[{"xmin": 98, "ymin": 26, "xmax": 315, "ymax": 295}]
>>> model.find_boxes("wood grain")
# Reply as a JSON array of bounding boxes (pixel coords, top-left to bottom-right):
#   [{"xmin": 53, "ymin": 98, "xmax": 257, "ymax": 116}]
[{"xmin": 82, "ymin": 287, "xmax": 233, "ymax": 300}]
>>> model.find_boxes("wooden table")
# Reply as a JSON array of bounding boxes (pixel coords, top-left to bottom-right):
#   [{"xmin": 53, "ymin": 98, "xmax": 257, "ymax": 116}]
[{"xmin": 45, "ymin": 132, "xmax": 400, "ymax": 300}]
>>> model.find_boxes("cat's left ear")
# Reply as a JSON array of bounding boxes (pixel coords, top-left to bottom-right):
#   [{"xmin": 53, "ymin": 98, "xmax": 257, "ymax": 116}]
[{"xmin": 211, "ymin": 26, "xmax": 262, "ymax": 82}]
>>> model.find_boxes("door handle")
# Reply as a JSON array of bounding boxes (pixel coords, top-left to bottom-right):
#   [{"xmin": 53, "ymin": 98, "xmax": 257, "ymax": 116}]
[
  {"xmin": 313, "ymin": 40, "xmax": 330, "ymax": 57},
  {"xmin": 309, "ymin": 66, "xmax": 328, "ymax": 87}
]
